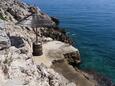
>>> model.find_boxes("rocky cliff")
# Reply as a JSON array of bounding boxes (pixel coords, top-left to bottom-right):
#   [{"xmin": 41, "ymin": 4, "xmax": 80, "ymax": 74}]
[{"xmin": 0, "ymin": 0, "xmax": 99, "ymax": 86}]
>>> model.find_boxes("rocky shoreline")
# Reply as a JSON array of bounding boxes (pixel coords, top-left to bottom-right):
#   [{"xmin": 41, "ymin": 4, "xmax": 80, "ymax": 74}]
[{"xmin": 0, "ymin": 0, "xmax": 113, "ymax": 86}]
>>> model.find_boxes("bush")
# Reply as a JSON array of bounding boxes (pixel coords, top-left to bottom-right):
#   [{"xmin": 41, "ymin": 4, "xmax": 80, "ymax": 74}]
[{"xmin": 0, "ymin": 14, "xmax": 6, "ymax": 20}]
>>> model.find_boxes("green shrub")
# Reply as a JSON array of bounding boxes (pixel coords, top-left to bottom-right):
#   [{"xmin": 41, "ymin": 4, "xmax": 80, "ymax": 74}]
[{"xmin": 0, "ymin": 14, "xmax": 6, "ymax": 20}]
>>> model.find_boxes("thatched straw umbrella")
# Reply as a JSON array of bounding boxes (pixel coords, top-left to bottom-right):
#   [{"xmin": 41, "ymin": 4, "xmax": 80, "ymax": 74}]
[{"xmin": 16, "ymin": 7, "xmax": 55, "ymax": 56}]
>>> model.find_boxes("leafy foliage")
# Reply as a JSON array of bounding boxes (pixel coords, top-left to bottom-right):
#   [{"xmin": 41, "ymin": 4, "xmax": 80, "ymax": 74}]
[{"xmin": 0, "ymin": 14, "xmax": 6, "ymax": 20}]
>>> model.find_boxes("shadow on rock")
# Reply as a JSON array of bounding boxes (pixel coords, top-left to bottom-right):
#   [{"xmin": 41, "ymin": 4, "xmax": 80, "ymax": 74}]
[{"xmin": 9, "ymin": 36, "xmax": 25, "ymax": 48}]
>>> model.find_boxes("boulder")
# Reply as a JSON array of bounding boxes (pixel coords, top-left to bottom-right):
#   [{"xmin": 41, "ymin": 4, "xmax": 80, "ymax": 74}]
[
  {"xmin": 0, "ymin": 30, "xmax": 11, "ymax": 50},
  {"xmin": 0, "ymin": 19, "xmax": 5, "ymax": 29}
]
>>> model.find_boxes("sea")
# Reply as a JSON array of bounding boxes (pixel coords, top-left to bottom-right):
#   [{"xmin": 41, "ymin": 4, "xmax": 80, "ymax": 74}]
[{"xmin": 23, "ymin": 0, "xmax": 115, "ymax": 83}]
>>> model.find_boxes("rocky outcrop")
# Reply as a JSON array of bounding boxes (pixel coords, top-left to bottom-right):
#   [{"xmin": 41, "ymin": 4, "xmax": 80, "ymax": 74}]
[
  {"xmin": 41, "ymin": 41, "xmax": 80, "ymax": 64},
  {"xmin": 0, "ymin": 46, "xmax": 76, "ymax": 86},
  {"xmin": 64, "ymin": 52, "xmax": 80, "ymax": 66},
  {"xmin": 0, "ymin": 0, "xmax": 77, "ymax": 86},
  {"xmin": 41, "ymin": 27, "xmax": 73, "ymax": 44},
  {"xmin": 0, "ymin": 22, "xmax": 76, "ymax": 86},
  {"xmin": 50, "ymin": 17, "xmax": 59, "ymax": 25}
]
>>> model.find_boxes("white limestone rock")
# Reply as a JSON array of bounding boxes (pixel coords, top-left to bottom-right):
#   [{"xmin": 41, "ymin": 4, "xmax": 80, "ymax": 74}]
[
  {"xmin": 0, "ymin": 19, "xmax": 5, "ymax": 29},
  {"xmin": 0, "ymin": 25, "xmax": 11, "ymax": 50},
  {"xmin": 0, "ymin": 46, "xmax": 76, "ymax": 86},
  {"xmin": 0, "ymin": 0, "xmax": 77, "ymax": 86}
]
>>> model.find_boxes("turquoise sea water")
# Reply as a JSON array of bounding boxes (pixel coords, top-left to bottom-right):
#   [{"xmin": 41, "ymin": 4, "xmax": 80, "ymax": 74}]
[{"xmin": 23, "ymin": 0, "xmax": 115, "ymax": 83}]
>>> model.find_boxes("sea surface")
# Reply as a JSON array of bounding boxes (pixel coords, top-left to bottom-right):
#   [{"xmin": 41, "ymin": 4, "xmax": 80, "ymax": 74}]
[{"xmin": 23, "ymin": 0, "xmax": 115, "ymax": 83}]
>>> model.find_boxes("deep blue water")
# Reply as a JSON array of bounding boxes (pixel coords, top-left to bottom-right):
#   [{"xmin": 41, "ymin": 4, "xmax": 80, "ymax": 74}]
[{"xmin": 23, "ymin": 0, "xmax": 115, "ymax": 83}]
